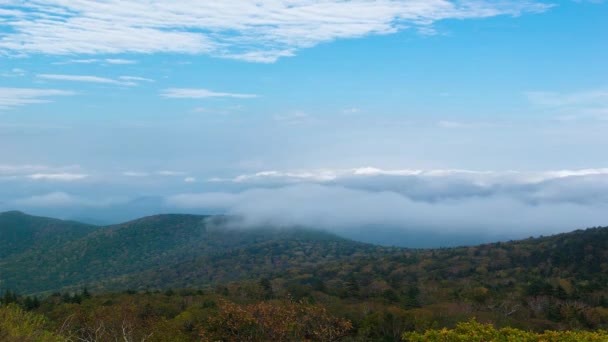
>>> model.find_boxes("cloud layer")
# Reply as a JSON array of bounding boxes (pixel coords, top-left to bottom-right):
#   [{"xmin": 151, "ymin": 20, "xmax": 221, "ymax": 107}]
[
  {"xmin": 164, "ymin": 167, "xmax": 608, "ymax": 244},
  {"xmin": 165, "ymin": 182, "xmax": 608, "ymax": 244},
  {"xmin": 0, "ymin": 0, "xmax": 551, "ymax": 62},
  {"xmin": 3, "ymin": 164, "xmax": 608, "ymax": 246}
]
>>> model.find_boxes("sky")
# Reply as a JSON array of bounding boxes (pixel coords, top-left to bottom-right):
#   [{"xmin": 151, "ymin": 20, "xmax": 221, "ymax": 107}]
[{"xmin": 1, "ymin": 1, "xmax": 607, "ymax": 246}]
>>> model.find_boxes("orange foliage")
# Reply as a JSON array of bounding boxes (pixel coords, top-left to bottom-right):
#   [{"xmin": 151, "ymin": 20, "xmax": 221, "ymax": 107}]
[{"xmin": 199, "ymin": 299, "xmax": 352, "ymax": 342}]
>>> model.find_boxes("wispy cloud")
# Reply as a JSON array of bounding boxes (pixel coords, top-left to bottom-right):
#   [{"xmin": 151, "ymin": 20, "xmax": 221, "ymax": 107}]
[
  {"xmin": 105, "ymin": 59, "xmax": 137, "ymax": 65},
  {"xmin": 37, "ymin": 74, "xmax": 138, "ymax": 86},
  {"xmin": 0, "ymin": 87, "xmax": 75, "ymax": 110},
  {"xmin": 119, "ymin": 76, "xmax": 154, "ymax": 82},
  {"xmin": 123, "ymin": 170, "xmax": 187, "ymax": 177},
  {"xmin": 1, "ymin": 68, "xmax": 26, "ymax": 77},
  {"xmin": 58, "ymin": 59, "xmax": 99, "ymax": 64},
  {"xmin": 210, "ymin": 166, "xmax": 608, "ymax": 187},
  {"xmin": 27, "ymin": 173, "xmax": 88, "ymax": 181},
  {"xmin": 0, "ymin": 1, "xmax": 552, "ymax": 62},
  {"xmin": 161, "ymin": 88, "xmax": 257, "ymax": 99},
  {"xmin": 123, "ymin": 171, "xmax": 149, "ymax": 177},
  {"xmin": 53, "ymin": 58, "xmax": 138, "ymax": 65}
]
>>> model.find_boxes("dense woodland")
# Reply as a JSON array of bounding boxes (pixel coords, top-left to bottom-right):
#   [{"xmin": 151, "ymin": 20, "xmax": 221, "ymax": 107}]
[{"xmin": 2, "ymin": 211, "xmax": 608, "ymax": 341}]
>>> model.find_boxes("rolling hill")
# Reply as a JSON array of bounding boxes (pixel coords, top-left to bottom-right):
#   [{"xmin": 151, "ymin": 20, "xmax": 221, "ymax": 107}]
[
  {"xmin": 0, "ymin": 212, "xmax": 391, "ymax": 294},
  {"xmin": 1, "ymin": 211, "xmax": 608, "ymax": 336},
  {"xmin": 0, "ymin": 210, "xmax": 98, "ymax": 259}
]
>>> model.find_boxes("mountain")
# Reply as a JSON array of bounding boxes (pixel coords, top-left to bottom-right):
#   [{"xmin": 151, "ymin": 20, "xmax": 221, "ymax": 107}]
[
  {"xmin": 1, "ymin": 212, "xmax": 390, "ymax": 294},
  {"xmin": 0, "ymin": 210, "xmax": 98, "ymax": 259},
  {"xmin": 2, "ymin": 211, "xmax": 608, "ymax": 337}
]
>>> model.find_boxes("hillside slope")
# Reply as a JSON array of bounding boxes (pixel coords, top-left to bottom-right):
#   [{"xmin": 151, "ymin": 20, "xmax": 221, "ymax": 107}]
[
  {"xmin": 1, "ymin": 213, "xmax": 387, "ymax": 294},
  {"xmin": 0, "ymin": 211, "xmax": 97, "ymax": 258},
  {"xmin": 1, "ymin": 212, "xmax": 608, "ymax": 332}
]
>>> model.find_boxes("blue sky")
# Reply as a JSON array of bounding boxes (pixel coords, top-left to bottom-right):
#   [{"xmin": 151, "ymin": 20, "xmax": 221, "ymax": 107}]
[{"xmin": 1, "ymin": 1, "xmax": 607, "ymax": 243}]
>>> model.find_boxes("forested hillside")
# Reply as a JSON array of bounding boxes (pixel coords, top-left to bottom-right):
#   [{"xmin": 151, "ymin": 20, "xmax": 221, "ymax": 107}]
[
  {"xmin": 0, "ymin": 211, "xmax": 97, "ymax": 258},
  {"xmin": 1, "ymin": 212, "xmax": 391, "ymax": 294},
  {"xmin": 1, "ymin": 212, "xmax": 608, "ymax": 340}
]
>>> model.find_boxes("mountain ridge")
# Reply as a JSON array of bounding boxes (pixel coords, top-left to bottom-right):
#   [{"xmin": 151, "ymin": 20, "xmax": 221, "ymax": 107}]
[
  {"xmin": 1, "ymin": 211, "xmax": 607, "ymax": 300},
  {"xmin": 2, "ymin": 211, "xmax": 608, "ymax": 332},
  {"xmin": 1, "ymin": 211, "xmax": 376, "ymax": 294}
]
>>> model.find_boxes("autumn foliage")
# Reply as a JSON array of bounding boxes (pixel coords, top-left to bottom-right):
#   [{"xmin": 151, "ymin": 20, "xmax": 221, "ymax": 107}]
[{"xmin": 199, "ymin": 299, "xmax": 352, "ymax": 341}]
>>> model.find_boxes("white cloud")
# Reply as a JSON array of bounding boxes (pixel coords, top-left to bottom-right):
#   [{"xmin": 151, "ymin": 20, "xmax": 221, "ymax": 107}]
[
  {"xmin": 58, "ymin": 59, "xmax": 100, "ymax": 64},
  {"xmin": 105, "ymin": 58, "xmax": 137, "ymax": 64},
  {"xmin": 229, "ymin": 169, "xmax": 341, "ymax": 183},
  {"xmin": 119, "ymin": 76, "xmax": 154, "ymax": 82},
  {"xmin": 123, "ymin": 171, "xmax": 149, "ymax": 177},
  {"xmin": 0, "ymin": 1, "xmax": 552, "ymax": 62},
  {"xmin": 184, "ymin": 177, "xmax": 196, "ymax": 183},
  {"xmin": 165, "ymin": 183, "xmax": 608, "ymax": 238},
  {"xmin": 27, "ymin": 173, "xmax": 88, "ymax": 181},
  {"xmin": 213, "ymin": 167, "xmax": 488, "ymax": 183},
  {"xmin": 351, "ymin": 167, "xmax": 422, "ymax": 176},
  {"xmin": 54, "ymin": 58, "xmax": 137, "ymax": 65},
  {"xmin": 37, "ymin": 74, "xmax": 137, "ymax": 86},
  {"xmin": 208, "ymin": 166, "xmax": 608, "ymax": 186},
  {"xmin": 161, "ymin": 88, "xmax": 257, "ymax": 99},
  {"xmin": 123, "ymin": 170, "xmax": 186, "ymax": 177},
  {"xmin": 0, "ymin": 87, "xmax": 75, "ymax": 110}
]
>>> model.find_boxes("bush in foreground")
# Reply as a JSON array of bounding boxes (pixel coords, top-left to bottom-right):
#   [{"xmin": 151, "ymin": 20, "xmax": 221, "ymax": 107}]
[
  {"xmin": 0, "ymin": 304, "xmax": 63, "ymax": 342},
  {"xmin": 403, "ymin": 319, "xmax": 608, "ymax": 342}
]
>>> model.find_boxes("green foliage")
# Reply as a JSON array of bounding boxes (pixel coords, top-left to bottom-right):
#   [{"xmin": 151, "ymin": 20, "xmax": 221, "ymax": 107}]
[
  {"xmin": 2, "ymin": 213, "xmax": 389, "ymax": 294},
  {"xmin": 0, "ymin": 210, "xmax": 96, "ymax": 259},
  {"xmin": 0, "ymin": 304, "xmax": 64, "ymax": 341},
  {"xmin": 403, "ymin": 318, "xmax": 608, "ymax": 341}
]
